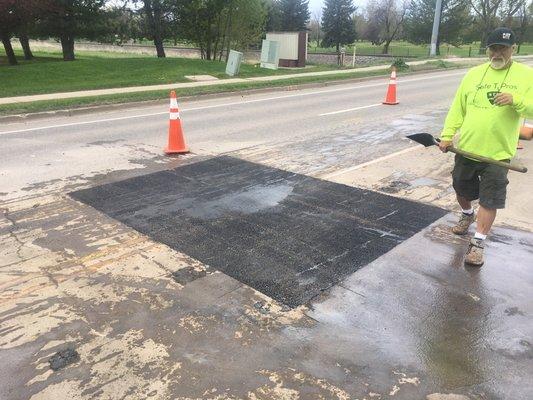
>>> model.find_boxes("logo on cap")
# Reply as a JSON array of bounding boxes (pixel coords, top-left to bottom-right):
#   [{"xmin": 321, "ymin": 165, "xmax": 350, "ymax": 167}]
[{"xmin": 503, "ymin": 33, "xmax": 511, "ymax": 39}]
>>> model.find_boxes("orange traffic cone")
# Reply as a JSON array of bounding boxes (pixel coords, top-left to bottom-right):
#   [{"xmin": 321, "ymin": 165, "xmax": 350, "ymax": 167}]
[
  {"xmin": 518, "ymin": 124, "xmax": 533, "ymax": 149},
  {"xmin": 164, "ymin": 91, "xmax": 189, "ymax": 155},
  {"xmin": 383, "ymin": 67, "xmax": 399, "ymax": 105}
]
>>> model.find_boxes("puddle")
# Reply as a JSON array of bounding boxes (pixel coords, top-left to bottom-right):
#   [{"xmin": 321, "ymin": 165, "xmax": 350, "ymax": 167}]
[
  {"xmin": 410, "ymin": 177, "xmax": 440, "ymax": 187},
  {"xmin": 185, "ymin": 183, "xmax": 294, "ymax": 219}
]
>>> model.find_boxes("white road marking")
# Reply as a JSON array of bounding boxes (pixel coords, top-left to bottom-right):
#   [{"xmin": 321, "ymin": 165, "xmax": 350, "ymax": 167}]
[
  {"xmin": 0, "ymin": 70, "xmax": 468, "ymax": 136},
  {"xmin": 319, "ymin": 103, "xmax": 382, "ymax": 116},
  {"xmin": 0, "ymin": 112, "xmax": 168, "ymax": 135}
]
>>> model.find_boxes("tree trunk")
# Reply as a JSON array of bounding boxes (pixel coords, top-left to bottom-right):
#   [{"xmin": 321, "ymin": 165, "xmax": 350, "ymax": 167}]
[
  {"xmin": 144, "ymin": 0, "xmax": 166, "ymax": 58},
  {"xmin": 152, "ymin": 1, "xmax": 166, "ymax": 57},
  {"xmin": 224, "ymin": 5, "xmax": 234, "ymax": 63},
  {"xmin": 1, "ymin": 31, "xmax": 18, "ymax": 65},
  {"xmin": 479, "ymin": 27, "xmax": 490, "ymax": 55},
  {"xmin": 154, "ymin": 37, "xmax": 166, "ymax": 57},
  {"xmin": 60, "ymin": 35, "xmax": 75, "ymax": 61},
  {"xmin": 383, "ymin": 40, "xmax": 391, "ymax": 54},
  {"xmin": 19, "ymin": 33, "xmax": 33, "ymax": 60},
  {"xmin": 213, "ymin": 12, "xmax": 223, "ymax": 61},
  {"xmin": 205, "ymin": 14, "xmax": 213, "ymax": 61}
]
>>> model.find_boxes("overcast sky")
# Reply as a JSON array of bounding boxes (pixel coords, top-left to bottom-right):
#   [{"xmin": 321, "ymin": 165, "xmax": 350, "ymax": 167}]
[{"xmin": 308, "ymin": 0, "xmax": 368, "ymax": 15}]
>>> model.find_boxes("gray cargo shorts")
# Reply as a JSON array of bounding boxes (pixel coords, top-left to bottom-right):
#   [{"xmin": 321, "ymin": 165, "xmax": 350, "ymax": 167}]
[{"xmin": 452, "ymin": 154, "xmax": 509, "ymax": 209}]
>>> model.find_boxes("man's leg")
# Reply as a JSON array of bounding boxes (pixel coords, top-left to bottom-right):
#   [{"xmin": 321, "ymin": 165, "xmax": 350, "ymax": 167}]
[
  {"xmin": 456, "ymin": 194, "xmax": 471, "ymax": 210},
  {"xmin": 465, "ymin": 164, "xmax": 508, "ymax": 267},
  {"xmin": 452, "ymin": 157, "xmax": 477, "ymax": 235},
  {"xmin": 476, "ymin": 205, "xmax": 497, "ymax": 235},
  {"xmin": 452, "ymin": 194, "xmax": 476, "ymax": 235}
]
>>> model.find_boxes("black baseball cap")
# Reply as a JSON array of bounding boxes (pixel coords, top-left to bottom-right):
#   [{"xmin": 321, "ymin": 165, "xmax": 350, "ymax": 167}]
[{"xmin": 486, "ymin": 27, "xmax": 516, "ymax": 48}]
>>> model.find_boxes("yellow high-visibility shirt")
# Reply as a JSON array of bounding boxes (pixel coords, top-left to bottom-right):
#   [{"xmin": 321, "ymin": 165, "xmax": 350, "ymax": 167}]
[{"xmin": 441, "ymin": 61, "xmax": 533, "ymax": 160}]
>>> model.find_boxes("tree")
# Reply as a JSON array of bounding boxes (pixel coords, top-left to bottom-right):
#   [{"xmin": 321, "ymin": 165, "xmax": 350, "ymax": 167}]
[
  {"xmin": 321, "ymin": 0, "xmax": 357, "ymax": 52},
  {"xmin": 140, "ymin": 0, "xmax": 172, "ymax": 57},
  {"xmin": 279, "ymin": 0, "xmax": 310, "ymax": 31},
  {"xmin": 0, "ymin": 0, "xmax": 47, "ymax": 64},
  {"xmin": 174, "ymin": 0, "xmax": 228, "ymax": 60},
  {"xmin": 265, "ymin": 0, "xmax": 282, "ymax": 31},
  {"xmin": 469, "ymin": 0, "xmax": 526, "ymax": 53},
  {"xmin": 35, "ymin": 0, "xmax": 106, "ymax": 61},
  {"xmin": 227, "ymin": 0, "xmax": 268, "ymax": 55},
  {"xmin": 502, "ymin": 2, "xmax": 532, "ymax": 51},
  {"xmin": 0, "ymin": 0, "xmax": 20, "ymax": 65},
  {"xmin": 175, "ymin": 0, "xmax": 267, "ymax": 61},
  {"xmin": 366, "ymin": 0, "xmax": 408, "ymax": 54},
  {"xmin": 309, "ymin": 10, "xmax": 323, "ymax": 47},
  {"xmin": 404, "ymin": 0, "xmax": 470, "ymax": 55},
  {"xmin": 96, "ymin": 7, "xmax": 143, "ymax": 45}
]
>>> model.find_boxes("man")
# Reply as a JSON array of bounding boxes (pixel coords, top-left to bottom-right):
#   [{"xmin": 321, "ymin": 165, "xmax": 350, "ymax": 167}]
[{"xmin": 439, "ymin": 27, "xmax": 533, "ymax": 267}]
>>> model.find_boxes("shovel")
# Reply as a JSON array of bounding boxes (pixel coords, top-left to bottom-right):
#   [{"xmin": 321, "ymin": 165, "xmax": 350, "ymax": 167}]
[{"xmin": 406, "ymin": 133, "xmax": 528, "ymax": 173}]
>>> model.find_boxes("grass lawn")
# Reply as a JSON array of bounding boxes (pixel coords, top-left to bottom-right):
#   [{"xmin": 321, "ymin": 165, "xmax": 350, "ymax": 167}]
[
  {"xmin": 308, "ymin": 40, "xmax": 533, "ymax": 58},
  {"xmin": 0, "ymin": 50, "xmax": 341, "ymax": 97},
  {"xmin": 0, "ymin": 60, "xmax": 467, "ymax": 116}
]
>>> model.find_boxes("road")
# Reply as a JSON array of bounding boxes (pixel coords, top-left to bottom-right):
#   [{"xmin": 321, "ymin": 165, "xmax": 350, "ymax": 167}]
[
  {"xmin": 1, "ymin": 67, "xmax": 532, "ymax": 400},
  {"xmin": 0, "ymin": 69, "xmax": 466, "ymax": 198}
]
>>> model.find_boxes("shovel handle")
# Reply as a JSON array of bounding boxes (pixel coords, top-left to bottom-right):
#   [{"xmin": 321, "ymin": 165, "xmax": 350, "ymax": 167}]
[{"xmin": 447, "ymin": 147, "xmax": 528, "ymax": 173}]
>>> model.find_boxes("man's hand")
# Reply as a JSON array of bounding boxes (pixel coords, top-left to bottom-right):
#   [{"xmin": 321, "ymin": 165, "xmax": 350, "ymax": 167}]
[
  {"xmin": 439, "ymin": 140, "xmax": 453, "ymax": 153},
  {"xmin": 494, "ymin": 92, "xmax": 513, "ymax": 106}
]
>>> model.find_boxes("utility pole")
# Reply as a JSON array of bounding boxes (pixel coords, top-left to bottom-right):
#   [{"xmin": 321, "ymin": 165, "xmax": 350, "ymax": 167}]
[{"xmin": 430, "ymin": 0, "xmax": 443, "ymax": 57}]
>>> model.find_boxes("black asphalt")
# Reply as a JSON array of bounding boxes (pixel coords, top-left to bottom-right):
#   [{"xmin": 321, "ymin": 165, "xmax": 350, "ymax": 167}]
[{"xmin": 71, "ymin": 156, "xmax": 447, "ymax": 307}]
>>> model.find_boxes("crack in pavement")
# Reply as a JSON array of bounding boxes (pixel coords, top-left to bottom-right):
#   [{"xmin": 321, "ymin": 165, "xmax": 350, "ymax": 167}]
[{"xmin": 1, "ymin": 207, "xmax": 26, "ymax": 262}]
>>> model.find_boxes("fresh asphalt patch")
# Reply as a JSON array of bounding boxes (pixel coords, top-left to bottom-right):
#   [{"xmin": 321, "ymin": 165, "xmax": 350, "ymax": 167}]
[{"xmin": 70, "ymin": 156, "xmax": 447, "ymax": 307}]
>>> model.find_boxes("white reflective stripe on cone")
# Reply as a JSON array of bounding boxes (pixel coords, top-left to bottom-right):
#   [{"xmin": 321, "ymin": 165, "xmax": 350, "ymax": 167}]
[
  {"xmin": 170, "ymin": 98, "xmax": 178, "ymax": 108},
  {"xmin": 389, "ymin": 80, "xmax": 396, "ymax": 85},
  {"xmin": 391, "ymin": 71, "xmax": 397, "ymax": 78},
  {"xmin": 170, "ymin": 112, "xmax": 180, "ymax": 120}
]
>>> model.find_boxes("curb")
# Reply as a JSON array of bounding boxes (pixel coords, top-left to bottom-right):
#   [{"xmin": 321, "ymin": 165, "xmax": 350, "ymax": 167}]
[{"xmin": 0, "ymin": 64, "xmax": 471, "ymax": 124}]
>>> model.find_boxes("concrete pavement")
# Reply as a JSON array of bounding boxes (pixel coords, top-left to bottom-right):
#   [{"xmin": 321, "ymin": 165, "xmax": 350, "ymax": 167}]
[{"xmin": 1, "ymin": 67, "xmax": 532, "ymax": 399}]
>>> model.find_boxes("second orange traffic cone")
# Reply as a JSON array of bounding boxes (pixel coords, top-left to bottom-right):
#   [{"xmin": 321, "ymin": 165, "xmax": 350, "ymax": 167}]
[
  {"xmin": 164, "ymin": 91, "xmax": 189, "ymax": 155},
  {"xmin": 383, "ymin": 67, "xmax": 399, "ymax": 105}
]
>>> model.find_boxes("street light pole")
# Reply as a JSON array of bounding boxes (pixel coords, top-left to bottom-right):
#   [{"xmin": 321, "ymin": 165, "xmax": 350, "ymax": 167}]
[{"xmin": 430, "ymin": 0, "xmax": 443, "ymax": 57}]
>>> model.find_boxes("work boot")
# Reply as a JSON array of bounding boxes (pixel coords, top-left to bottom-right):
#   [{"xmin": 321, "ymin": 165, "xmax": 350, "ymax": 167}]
[
  {"xmin": 452, "ymin": 212, "xmax": 476, "ymax": 235},
  {"xmin": 465, "ymin": 238, "xmax": 484, "ymax": 267}
]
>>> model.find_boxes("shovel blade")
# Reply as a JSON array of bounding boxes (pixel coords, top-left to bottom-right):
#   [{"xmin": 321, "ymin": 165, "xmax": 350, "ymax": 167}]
[{"xmin": 406, "ymin": 133, "xmax": 439, "ymax": 147}]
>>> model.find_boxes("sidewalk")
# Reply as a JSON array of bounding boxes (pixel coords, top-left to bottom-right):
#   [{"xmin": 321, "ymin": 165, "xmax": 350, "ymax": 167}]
[{"xmin": 0, "ymin": 57, "xmax": 494, "ymax": 106}]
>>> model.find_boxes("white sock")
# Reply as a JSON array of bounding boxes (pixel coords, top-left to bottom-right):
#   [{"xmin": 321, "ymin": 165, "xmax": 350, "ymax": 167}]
[
  {"xmin": 474, "ymin": 232, "xmax": 487, "ymax": 240},
  {"xmin": 462, "ymin": 208, "xmax": 474, "ymax": 215}
]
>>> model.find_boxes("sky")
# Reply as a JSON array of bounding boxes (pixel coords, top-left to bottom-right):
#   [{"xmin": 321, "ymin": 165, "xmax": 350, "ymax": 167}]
[{"xmin": 308, "ymin": 0, "xmax": 369, "ymax": 15}]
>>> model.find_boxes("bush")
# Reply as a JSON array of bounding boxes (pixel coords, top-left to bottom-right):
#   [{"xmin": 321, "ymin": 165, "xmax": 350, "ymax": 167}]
[{"xmin": 391, "ymin": 58, "xmax": 409, "ymax": 71}]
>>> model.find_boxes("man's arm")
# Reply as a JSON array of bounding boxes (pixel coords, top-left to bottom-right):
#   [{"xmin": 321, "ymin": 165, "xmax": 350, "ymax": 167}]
[
  {"xmin": 496, "ymin": 71, "xmax": 533, "ymax": 117},
  {"xmin": 439, "ymin": 75, "xmax": 468, "ymax": 151},
  {"xmin": 512, "ymin": 84, "xmax": 533, "ymax": 119}
]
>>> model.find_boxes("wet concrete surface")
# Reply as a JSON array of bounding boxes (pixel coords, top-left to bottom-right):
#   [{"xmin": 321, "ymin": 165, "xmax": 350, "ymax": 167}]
[
  {"xmin": 70, "ymin": 156, "xmax": 446, "ymax": 308},
  {"xmin": 327, "ymin": 139, "xmax": 533, "ymax": 233},
  {"xmin": 1, "ymin": 195, "xmax": 531, "ymax": 399}
]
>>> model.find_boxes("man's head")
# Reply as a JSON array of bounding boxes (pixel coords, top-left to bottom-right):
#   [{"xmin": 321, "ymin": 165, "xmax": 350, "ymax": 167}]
[{"xmin": 486, "ymin": 28, "xmax": 516, "ymax": 70}]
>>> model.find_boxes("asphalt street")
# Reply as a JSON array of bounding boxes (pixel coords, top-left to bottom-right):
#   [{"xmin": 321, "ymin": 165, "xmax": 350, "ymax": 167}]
[{"xmin": 0, "ymin": 68, "xmax": 468, "ymax": 199}]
